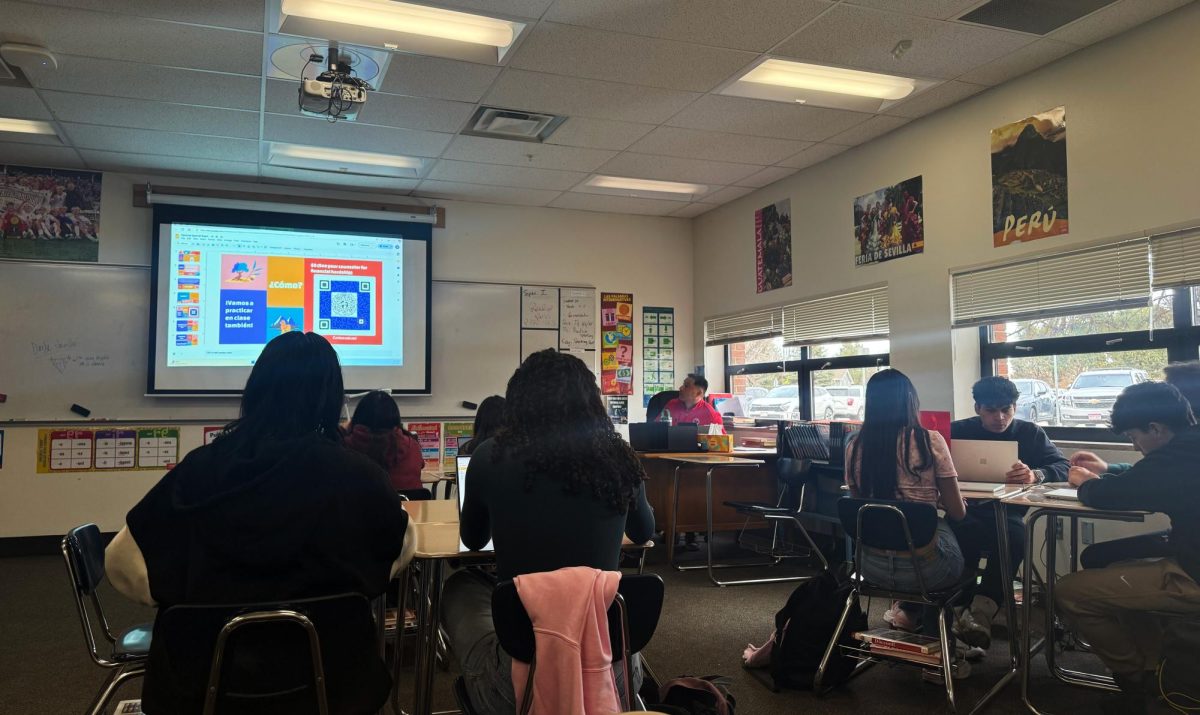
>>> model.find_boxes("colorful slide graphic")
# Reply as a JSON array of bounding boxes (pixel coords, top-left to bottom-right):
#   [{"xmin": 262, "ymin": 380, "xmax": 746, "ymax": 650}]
[{"xmin": 165, "ymin": 222, "xmax": 404, "ymax": 367}]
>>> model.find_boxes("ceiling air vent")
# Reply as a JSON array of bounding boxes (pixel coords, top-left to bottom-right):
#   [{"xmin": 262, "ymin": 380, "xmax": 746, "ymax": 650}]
[
  {"xmin": 462, "ymin": 106, "xmax": 565, "ymax": 143},
  {"xmin": 958, "ymin": 0, "xmax": 1119, "ymax": 36}
]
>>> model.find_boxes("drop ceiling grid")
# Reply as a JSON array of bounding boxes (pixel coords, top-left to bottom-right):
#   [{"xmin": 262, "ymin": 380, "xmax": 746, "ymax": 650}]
[{"xmin": 0, "ymin": 0, "xmax": 1187, "ymax": 213}]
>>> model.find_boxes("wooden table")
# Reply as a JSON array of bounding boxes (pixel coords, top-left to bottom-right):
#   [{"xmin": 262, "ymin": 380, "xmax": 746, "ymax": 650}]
[
  {"xmin": 993, "ymin": 487, "xmax": 1149, "ymax": 715},
  {"xmin": 419, "ymin": 469, "xmax": 455, "ymax": 499},
  {"xmin": 638, "ymin": 450, "xmax": 777, "ymax": 543},
  {"xmin": 399, "ymin": 501, "xmax": 653, "ymax": 715}
]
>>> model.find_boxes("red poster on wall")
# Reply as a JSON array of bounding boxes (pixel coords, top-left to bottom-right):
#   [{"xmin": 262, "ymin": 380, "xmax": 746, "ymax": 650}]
[{"xmin": 600, "ymin": 292, "xmax": 634, "ymax": 396}]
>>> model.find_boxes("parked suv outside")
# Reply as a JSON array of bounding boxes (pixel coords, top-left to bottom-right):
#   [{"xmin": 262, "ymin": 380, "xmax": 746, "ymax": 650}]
[
  {"xmin": 746, "ymin": 385, "xmax": 836, "ymax": 421},
  {"xmin": 1012, "ymin": 378, "xmax": 1057, "ymax": 425},
  {"xmin": 825, "ymin": 385, "xmax": 866, "ymax": 420},
  {"xmin": 1059, "ymin": 368, "xmax": 1149, "ymax": 426}
]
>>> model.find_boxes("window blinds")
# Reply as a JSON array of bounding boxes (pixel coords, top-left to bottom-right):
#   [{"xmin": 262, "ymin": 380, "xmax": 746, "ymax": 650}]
[
  {"xmin": 781, "ymin": 286, "xmax": 889, "ymax": 346},
  {"xmin": 1149, "ymin": 227, "xmax": 1200, "ymax": 289},
  {"xmin": 703, "ymin": 306, "xmax": 783, "ymax": 346},
  {"xmin": 951, "ymin": 239, "xmax": 1150, "ymax": 327}
]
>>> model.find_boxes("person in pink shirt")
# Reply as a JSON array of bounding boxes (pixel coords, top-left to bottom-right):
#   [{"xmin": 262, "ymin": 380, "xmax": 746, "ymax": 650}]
[{"xmin": 662, "ymin": 374, "xmax": 725, "ymax": 433}]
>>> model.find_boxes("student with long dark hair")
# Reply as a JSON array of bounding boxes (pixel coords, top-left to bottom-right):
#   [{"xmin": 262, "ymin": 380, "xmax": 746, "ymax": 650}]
[
  {"xmin": 459, "ymin": 394, "xmax": 505, "ymax": 456},
  {"xmin": 845, "ymin": 369, "xmax": 974, "ymax": 677},
  {"xmin": 105, "ymin": 332, "xmax": 413, "ymax": 714},
  {"xmin": 440, "ymin": 349, "xmax": 655, "ymax": 713},
  {"xmin": 345, "ymin": 390, "xmax": 426, "ymax": 497}
]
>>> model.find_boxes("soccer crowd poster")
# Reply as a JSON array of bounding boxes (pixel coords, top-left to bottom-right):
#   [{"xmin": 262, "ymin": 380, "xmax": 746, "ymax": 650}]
[
  {"xmin": 854, "ymin": 175, "xmax": 924, "ymax": 267},
  {"xmin": 600, "ymin": 292, "xmax": 634, "ymax": 396},
  {"xmin": 755, "ymin": 199, "xmax": 792, "ymax": 293},
  {"xmin": 991, "ymin": 106, "xmax": 1068, "ymax": 247},
  {"xmin": 0, "ymin": 164, "xmax": 102, "ymax": 262}
]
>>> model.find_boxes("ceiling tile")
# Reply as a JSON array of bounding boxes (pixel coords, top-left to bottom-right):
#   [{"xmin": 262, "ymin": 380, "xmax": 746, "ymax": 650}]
[
  {"xmin": 442, "ymin": 134, "xmax": 617, "ymax": 172},
  {"xmin": 0, "ymin": 141, "xmax": 83, "ymax": 168},
  {"xmin": 596, "ymin": 153, "xmax": 761, "ymax": 185},
  {"xmin": 844, "ymin": 0, "xmax": 983, "ymax": 20},
  {"xmin": 957, "ymin": 39, "xmax": 1080, "ymax": 85},
  {"xmin": 883, "ymin": 80, "xmax": 987, "ymax": 118},
  {"xmin": 264, "ymin": 79, "xmax": 475, "ymax": 133},
  {"xmin": 1049, "ymin": 0, "xmax": 1192, "ymax": 46},
  {"xmin": 375, "ymin": 54, "xmax": 502, "ymax": 103},
  {"xmin": 776, "ymin": 142, "xmax": 851, "ymax": 169},
  {"xmin": 415, "ymin": 180, "xmax": 561, "ymax": 207},
  {"xmin": 700, "ymin": 184, "xmax": 757, "ymax": 203},
  {"xmin": 78, "ymin": 149, "xmax": 257, "ymax": 178},
  {"xmin": 264, "ymin": 114, "xmax": 453, "ymax": 158},
  {"xmin": 670, "ymin": 202, "xmax": 717, "ymax": 218},
  {"xmin": 826, "ymin": 115, "xmax": 912, "ymax": 145},
  {"xmin": 545, "ymin": 117, "xmax": 656, "ymax": 151},
  {"xmin": 427, "ymin": 159, "xmax": 586, "ymax": 190},
  {"xmin": 544, "ymin": 0, "xmax": 833, "ymax": 52},
  {"xmin": 0, "ymin": 2, "xmax": 262, "ymax": 74},
  {"xmin": 485, "ymin": 69, "xmax": 700, "ymax": 124},
  {"xmin": 774, "ymin": 4, "xmax": 1033, "ymax": 79},
  {"xmin": 734, "ymin": 167, "xmax": 798, "ymax": 189},
  {"xmin": 431, "ymin": 0, "xmax": 555, "ymax": 20},
  {"xmin": 509, "ymin": 22, "xmax": 758, "ymax": 92},
  {"xmin": 61, "ymin": 123, "xmax": 259, "ymax": 161},
  {"xmin": 666, "ymin": 94, "xmax": 872, "ymax": 142},
  {"xmin": 41, "ymin": 91, "xmax": 259, "ymax": 138},
  {"xmin": 259, "ymin": 166, "xmax": 420, "ymax": 193},
  {"xmin": 550, "ymin": 192, "xmax": 684, "ymax": 216},
  {"xmin": 36, "ymin": 0, "xmax": 264, "ymax": 31},
  {"xmin": 22, "ymin": 57, "xmax": 261, "ymax": 110},
  {"xmin": 0, "ymin": 86, "xmax": 51, "ymax": 120},
  {"xmin": 628, "ymin": 127, "xmax": 812, "ymax": 165}
]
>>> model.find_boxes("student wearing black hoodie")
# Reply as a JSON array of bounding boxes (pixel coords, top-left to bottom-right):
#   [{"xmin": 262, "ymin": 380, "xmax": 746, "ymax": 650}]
[
  {"xmin": 105, "ymin": 331, "xmax": 414, "ymax": 714},
  {"xmin": 1056, "ymin": 382, "xmax": 1200, "ymax": 713}
]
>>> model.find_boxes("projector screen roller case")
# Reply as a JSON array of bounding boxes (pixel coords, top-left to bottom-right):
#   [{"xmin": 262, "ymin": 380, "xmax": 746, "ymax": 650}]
[{"xmin": 149, "ymin": 204, "xmax": 430, "ymax": 394}]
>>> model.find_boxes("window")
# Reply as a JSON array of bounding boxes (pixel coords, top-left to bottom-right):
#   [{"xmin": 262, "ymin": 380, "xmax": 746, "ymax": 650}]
[{"xmin": 981, "ymin": 290, "xmax": 1200, "ymax": 438}]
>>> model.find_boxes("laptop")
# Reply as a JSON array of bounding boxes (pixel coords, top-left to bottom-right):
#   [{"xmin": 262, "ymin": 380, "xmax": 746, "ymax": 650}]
[
  {"xmin": 951, "ymin": 439, "xmax": 1019, "ymax": 490},
  {"xmin": 1044, "ymin": 487, "xmax": 1079, "ymax": 501},
  {"xmin": 629, "ymin": 422, "xmax": 699, "ymax": 452},
  {"xmin": 455, "ymin": 455, "xmax": 493, "ymax": 552}
]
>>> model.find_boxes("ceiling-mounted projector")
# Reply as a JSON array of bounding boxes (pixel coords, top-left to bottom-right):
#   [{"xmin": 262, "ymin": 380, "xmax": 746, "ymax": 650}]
[{"xmin": 299, "ymin": 46, "xmax": 372, "ymax": 122}]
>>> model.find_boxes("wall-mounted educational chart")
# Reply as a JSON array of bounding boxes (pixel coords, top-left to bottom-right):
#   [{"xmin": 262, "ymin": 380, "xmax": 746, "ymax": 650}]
[
  {"xmin": 35, "ymin": 426, "xmax": 180, "ymax": 473},
  {"xmin": 643, "ymin": 307, "xmax": 676, "ymax": 406}
]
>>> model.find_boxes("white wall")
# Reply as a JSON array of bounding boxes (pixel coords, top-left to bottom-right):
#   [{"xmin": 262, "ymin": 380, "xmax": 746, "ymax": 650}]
[
  {"xmin": 2, "ymin": 173, "xmax": 693, "ymax": 537},
  {"xmin": 692, "ymin": 3, "xmax": 1200, "ymax": 415}
]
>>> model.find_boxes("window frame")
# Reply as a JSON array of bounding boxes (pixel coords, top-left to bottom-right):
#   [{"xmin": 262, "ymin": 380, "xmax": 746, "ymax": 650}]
[
  {"xmin": 724, "ymin": 344, "xmax": 890, "ymax": 421},
  {"xmin": 978, "ymin": 286, "xmax": 1200, "ymax": 442}
]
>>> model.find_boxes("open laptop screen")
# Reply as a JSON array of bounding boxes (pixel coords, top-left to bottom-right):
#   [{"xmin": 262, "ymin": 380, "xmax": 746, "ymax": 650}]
[{"xmin": 455, "ymin": 455, "xmax": 493, "ymax": 552}]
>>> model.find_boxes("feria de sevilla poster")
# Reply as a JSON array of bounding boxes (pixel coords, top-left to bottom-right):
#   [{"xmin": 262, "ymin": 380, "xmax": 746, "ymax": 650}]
[
  {"xmin": 991, "ymin": 106, "xmax": 1068, "ymax": 247},
  {"xmin": 854, "ymin": 175, "xmax": 923, "ymax": 266},
  {"xmin": 755, "ymin": 199, "xmax": 792, "ymax": 293},
  {"xmin": 600, "ymin": 292, "xmax": 634, "ymax": 396}
]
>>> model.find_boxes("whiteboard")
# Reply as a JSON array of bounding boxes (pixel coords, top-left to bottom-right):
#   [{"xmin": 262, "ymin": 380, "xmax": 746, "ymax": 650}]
[
  {"xmin": 0, "ymin": 261, "xmax": 239, "ymax": 422},
  {"xmin": 520, "ymin": 287, "xmax": 559, "ymax": 329},
  {"xmin": 0, "ymin": 263, "xmax": 596, "ymax": 421}
]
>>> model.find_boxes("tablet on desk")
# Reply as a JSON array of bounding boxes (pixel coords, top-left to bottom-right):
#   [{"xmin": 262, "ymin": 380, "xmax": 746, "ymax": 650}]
[{"xmin": 1043, "ymin": 487, "xmax": 1079, "ymax": 501}]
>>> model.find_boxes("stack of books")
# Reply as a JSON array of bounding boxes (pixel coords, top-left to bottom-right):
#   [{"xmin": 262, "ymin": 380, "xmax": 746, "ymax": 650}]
[
  {"xmin": 782, "ymin": 423, "xmax": 832, "ymax": 460},
  {"xmin": 853, "ymin": 628, "xmax": 943, "ymax": 665}
]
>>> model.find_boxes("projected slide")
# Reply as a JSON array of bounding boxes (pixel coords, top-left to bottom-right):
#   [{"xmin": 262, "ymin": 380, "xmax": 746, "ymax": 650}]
[{"xmin": 165, "ymin": 223, "xmax": 403, "ymax": 367}]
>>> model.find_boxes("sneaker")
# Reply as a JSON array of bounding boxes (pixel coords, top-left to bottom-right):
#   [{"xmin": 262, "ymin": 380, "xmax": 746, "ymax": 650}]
[
  {"xmin": 883, "ymin": 601, "xmax": 919, "ymax": 632},
  {"xmin": 921, "ymin": 655, "xmax": 972, "ymax": 683},
  {"xmin": 954, "ymin": 595, "xmax": 998, "ymax": 650}
]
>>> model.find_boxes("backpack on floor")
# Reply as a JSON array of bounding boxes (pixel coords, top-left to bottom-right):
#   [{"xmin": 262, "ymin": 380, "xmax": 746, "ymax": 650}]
[
  {"xmin": 1157, "ymin": 619, "xmax": 1200, "ymax": 711},
  {"xmin": 657, "ymin": 675, "xmax": 736, "ymax": 715},
  {"xmin": 769, "ymin": 566, "xmax": 866, "ymax": 691}
]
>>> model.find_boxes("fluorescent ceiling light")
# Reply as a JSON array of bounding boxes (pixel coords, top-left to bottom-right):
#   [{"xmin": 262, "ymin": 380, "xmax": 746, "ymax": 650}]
[
  {"xmin": 281, "ymin": 0, "xmax": 515, "ymax": 47},
  {"xmin": 267, "ymin": 143, "xmax": 424, "ymax": 178},
  {"xmin": 0, "ymin": 117, "xmax": 57, "ymax": 135},
  {"xmin": 586, "ymin": 175, "xmax": 707, "ymax": 195},
  {"xmin": 741, "ymin": 59, "xmax": 915, "ymax": 100}
]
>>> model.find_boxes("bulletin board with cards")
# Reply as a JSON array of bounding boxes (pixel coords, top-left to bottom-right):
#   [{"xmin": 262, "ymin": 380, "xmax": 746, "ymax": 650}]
[
  {"xmin": 600, "ymin": 293, "xmax": 634, "ymax": 395},
  {"xmin": 642, "ymin": 307, "xmax": 675, "ymax": 407}
]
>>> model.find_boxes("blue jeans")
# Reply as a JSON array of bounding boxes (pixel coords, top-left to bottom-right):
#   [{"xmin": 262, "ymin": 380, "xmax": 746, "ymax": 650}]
[{"xmin": 859, "ymin": 520, "xmax": 964, "ymax": 637}]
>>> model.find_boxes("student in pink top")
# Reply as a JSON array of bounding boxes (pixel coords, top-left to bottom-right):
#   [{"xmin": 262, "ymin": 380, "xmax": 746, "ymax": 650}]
[{"xmin": 662, "ymin": 374, "xmax": 724, "ymax": 432}]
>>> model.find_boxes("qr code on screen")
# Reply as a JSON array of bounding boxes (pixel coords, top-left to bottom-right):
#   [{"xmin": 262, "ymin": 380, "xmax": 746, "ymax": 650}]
[{"xmin": 331, "ymin": 292, "xmax": 357, "ymax": 318}]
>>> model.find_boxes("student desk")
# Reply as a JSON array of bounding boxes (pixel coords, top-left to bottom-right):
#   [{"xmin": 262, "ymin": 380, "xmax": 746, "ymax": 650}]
[
  {"xmin": 419, "ymin": 469, "xmax": 455, "ymax": 499},
  {"xmin": 993, "ymin": 487, "xmax": 1150, "ymax": 715},
  {"xmin": 398, "ymin": 503, "xmax": 653, "ymax": 715}
]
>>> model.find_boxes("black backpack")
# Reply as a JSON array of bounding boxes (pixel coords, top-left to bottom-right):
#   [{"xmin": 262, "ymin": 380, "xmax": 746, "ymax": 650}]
[
  {"xmin": 656, "ymin": 675, "xmax": 736, "ymax": 715},
  {"xmin": 768, "ymin": 567, "xmax": 866, "ymax": 690},
  {"xmin": 1157, "ymin": 619, "xmax": 1200, "ymax": 711}
]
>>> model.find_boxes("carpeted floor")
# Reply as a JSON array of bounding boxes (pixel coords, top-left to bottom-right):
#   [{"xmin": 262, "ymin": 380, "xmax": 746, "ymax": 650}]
[{"xmin": 0, "ymin": 536, "xmax": 1125, "ymax": 714}]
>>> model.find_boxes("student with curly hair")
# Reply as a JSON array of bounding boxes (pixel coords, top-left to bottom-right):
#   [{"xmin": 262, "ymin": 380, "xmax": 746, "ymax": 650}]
[{"xmin": 440, "ymin": 349, "xmax": 655, "ymax": 713}]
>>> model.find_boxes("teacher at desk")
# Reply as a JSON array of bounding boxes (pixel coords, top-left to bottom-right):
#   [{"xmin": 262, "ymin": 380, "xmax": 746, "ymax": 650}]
[{"xmin": 662, "ymin": 374, "xmax": 724, "ymax": 432}]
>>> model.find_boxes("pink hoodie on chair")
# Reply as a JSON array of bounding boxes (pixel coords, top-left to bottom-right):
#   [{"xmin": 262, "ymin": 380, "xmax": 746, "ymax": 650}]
[{"xmin": 510, "ymin": 566, "xmax": 623, "ymax": 715}]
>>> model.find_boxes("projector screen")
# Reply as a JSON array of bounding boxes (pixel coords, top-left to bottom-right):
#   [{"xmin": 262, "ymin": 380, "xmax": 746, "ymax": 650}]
[{"xmin": 149, "ymin": 204, "xmax": 431, "ymax": 394}]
